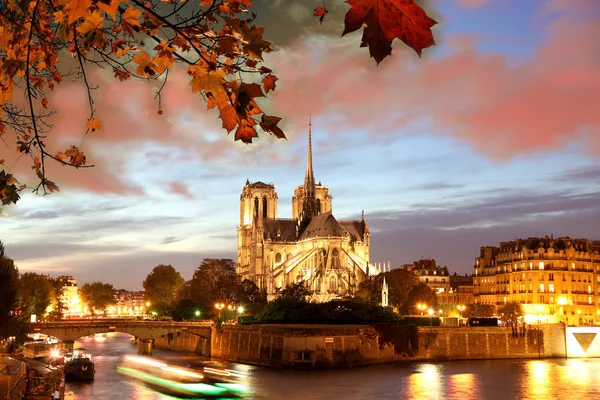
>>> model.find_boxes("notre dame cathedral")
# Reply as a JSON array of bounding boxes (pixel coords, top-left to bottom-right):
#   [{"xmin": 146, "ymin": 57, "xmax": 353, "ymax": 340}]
[{"xmin": 236, "ymin": 120, "xmax": 380, "ymax": 302}]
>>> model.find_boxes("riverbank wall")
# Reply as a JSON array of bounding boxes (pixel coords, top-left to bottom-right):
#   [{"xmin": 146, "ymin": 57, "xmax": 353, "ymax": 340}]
[{"xmin": 208, "ymin": 323, "xmax": 566, "ymax": 368}]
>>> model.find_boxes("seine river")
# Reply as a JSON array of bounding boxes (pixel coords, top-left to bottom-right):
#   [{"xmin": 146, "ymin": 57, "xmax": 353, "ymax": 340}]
[{"xmin": 65, "ymin": 332, "xmax": 600, "ymax": 400}]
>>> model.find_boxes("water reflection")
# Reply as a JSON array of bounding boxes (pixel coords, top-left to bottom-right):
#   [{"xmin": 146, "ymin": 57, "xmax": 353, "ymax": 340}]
[{"xmin": 65, "ymin": 333, "xmax": 600, "ymax": 400}]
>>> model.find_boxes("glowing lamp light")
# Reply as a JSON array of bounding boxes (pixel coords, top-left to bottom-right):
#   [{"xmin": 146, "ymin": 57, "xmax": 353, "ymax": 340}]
[
  {"xmin": 237, "ymin": 307, "xmax": 245, "ymax": 314},
  {"xmin": 195, "ymin": 310, "xmax": 201, "ymax": 317},
  {"xmin": 428, "ymin": 309, "xmax": 434, "ymax": 315}
]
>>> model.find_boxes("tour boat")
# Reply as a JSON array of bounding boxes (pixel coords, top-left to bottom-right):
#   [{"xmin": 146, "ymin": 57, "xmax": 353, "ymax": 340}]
[
  {"xmin": 117, "ymin": 355, "xmax": 249, "ymax": 397},
  {"xmin": 63, "ymin": 348, "xmax": 95, "ymax": 381}
]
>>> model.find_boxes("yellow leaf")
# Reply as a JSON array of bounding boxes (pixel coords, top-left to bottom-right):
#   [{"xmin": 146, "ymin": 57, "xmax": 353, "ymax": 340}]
[
  {"xmin": 76, "ymin": 10, "xmax": 104, "ymax": 35},
  {"xmin": 53, "ymin": 10, "xmax": 66, "ymax": 24},
  {"xmin": 61, "ymin": 0, "xmax": 92, "ymax": 22},
  {"xmin": 87, "ymin": 119, "xmax": 102, "ymax": 132},
  {"xmin": 188, "ymin": 65, "xmax": 227, "ymax": 98}
]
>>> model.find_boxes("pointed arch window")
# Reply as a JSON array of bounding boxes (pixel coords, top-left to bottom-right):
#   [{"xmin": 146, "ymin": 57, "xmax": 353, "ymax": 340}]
[
  {"xmin": 329, "ymin": 276, "xmax": 338, "ymax": 291},
  {"xmin": 316, "ymin": 198, "xmax": 321, "ymax": 214},
  {"xmin": 263, "ymin": 196, "xmax": 268, "ymax": 218},
  {"xmin": 254, "ymin": 197, "xmax": 259, "ymax": 216}
]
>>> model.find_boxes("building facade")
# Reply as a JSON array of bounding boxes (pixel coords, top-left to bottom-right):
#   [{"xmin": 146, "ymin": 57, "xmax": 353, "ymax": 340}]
[
  {"xmin": 237, "ymin": 121, "xmax": 379, "ymax": 302},
  {"xmin": 399, "ymin": 259, "xmax": 450, "ymax": 294},
  {"xmin": 473, "ymin": 236, "xmax": 600, "ymax": 324}
]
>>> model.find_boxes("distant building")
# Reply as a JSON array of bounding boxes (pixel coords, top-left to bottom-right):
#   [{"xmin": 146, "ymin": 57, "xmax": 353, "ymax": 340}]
[
  {"xmin": 111, "ymin": 290, "xmax": 146, "ymax": 316},
  {"xmin": 56, "ymin": 275, "xmax": 80, "ymax": 316},
  {"xmin": 473, "ymin": 236, "xmax": 600, "ymax": 324},
  {"xmin": 236, "ymin": 120, "xmax": 379, "ymax": 302},
  {"xmin": 399, "ymin": 259, "xmax": 450, "ymax": 294}
]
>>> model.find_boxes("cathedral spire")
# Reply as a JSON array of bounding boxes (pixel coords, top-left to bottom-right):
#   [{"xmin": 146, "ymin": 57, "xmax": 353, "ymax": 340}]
[
  {"xmin": 301, "ymin": 115, "xmax": 319, "ymax": 223},
  {"xmin": 304, "ymin": 114, "xmax": 315, "ymax": 195}
]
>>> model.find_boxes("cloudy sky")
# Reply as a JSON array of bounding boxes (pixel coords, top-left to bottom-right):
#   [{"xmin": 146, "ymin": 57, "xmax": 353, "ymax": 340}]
[{"xmin": 1, "ymin": 0, "xmax": 599, "ymax": 290}]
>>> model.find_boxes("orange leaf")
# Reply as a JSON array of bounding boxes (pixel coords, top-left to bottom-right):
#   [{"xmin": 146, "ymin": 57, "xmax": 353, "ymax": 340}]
[
  {"xmin": 41, "ymin": 98, "xmax": 48, "ymax": 108},
  {"xmin": 43, "ymin": 179, "xmax": 60, "ymax": 193},
  {"xmin": 342, "ymin": 0, "xmax": 437, "ymax": 64},
  {"xmin": 97, "ymin": 0, "xmax": 127, "ymax": 20},
  {"xmin": 0, "ymin": 159, "xmax": 4, "ymax": 165},
  {"xmin": 313, "ymin": 7, "xmax": 328, "ymax": 24},
  {"xmin": 262, "ymin": 74, "xmax": 277, "ymax": 94},
  {"xmin": 60, "ymin": 0, "xmax": 92, "ymax": 22},
  {"xmin": 76, "ymin": 10, "xmax": 104, "ymax": 34},
  {"xmin": 87, "ymin": 119, "xmax": 102, "ymax": 132},
  {"xmin": 260, "ymin": 115, "xmax": 286, "ymax": 139}
]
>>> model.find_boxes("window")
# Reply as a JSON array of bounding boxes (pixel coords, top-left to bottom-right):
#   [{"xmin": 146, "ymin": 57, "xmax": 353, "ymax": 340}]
[
  {"xmin": 539, "ymin": 283, "xmax": 545, "ymax": 293},
  {"xmin": 571, "ymin": 263, "xmax": 576, "ymax": 270},
  {"xmin": 540, "ymin": 296, "xmax": 545, "ymax": 303},
  {"xmin": 263, "ymin": 196, "xmax": 268, "ymax": 218},
  {"xmin": 539, "ymin": 262, "xmax": 545, "ymax": 270},
  {"xmin": 588, "ymin": 285, "xmax": 592, "ymax": 293},
  {"xmin": 589, "ymin": 296, "xmax": 593, "ymax": 304},
  {"xmin": 275, "ymin": 253, "xmax": 282, "ymax": 264},
  {"xmin": 329, "ymin": 276, "xmax": 337, "ymax": 291},
  {"xmin": 529, "ymin": 262, "xmax": 533, "ymax": 269},
  {"xmin": 254, "ymin": 197, "xmax": 259, "ymax": 216},
  {"xmin": 549, "ymin": 273, "xmax": 554, "ymax": 281},
  {"xmin": 550, "ymin": 296, "xmax": 555, "ymax": 304}
]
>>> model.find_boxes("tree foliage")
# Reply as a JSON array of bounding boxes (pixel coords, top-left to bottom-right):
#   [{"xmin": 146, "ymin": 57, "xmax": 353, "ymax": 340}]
[
  {"xmin": 0, "ymin": 241, "xmax": 22, "ymax": 339},
  {"xmin": 405, "ymin": 282, "xmax": 438, "ymax": 315},
  {"xmin": 466, "ymin": 303, "xmax": 497, "ymax": 318},
  {"xmin": 237, "ymin": 278, "xmax": 265, "ymax": 304},
  {"xmin": 143, "ymin": 264, "xmax": 184, "ymax": 309},
  {"xmin": 497, "ymin": 301, "xmax": 523, "ymax": 322},
  {"xmin": 279, "ymin": 281, "xmax": 311, "ymax": 303},
  {"xmin": 0, "ymin": 0, "xmax": 436, "ymax": 205},
  {"xmin": 356, "ymin": 269, "xmax": 420, "ymax": 313},
  {"xmin": 79, "ymin": 281, "xmax": 115, "ymax": 314},
  {"xmin": 18, "ymin": 272, "xmax": 54, "ymax": 319},
  {"xmin": 183, "ymin": 258, "xmax": 240, "ymax": 311}
]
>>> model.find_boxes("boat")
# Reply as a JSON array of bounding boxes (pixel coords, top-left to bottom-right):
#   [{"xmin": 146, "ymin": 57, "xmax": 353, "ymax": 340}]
[
  {"xmin": 117, "ymin": 355, "xmax": 249, "ymax": 397},
  {"xmin": 63, "ymin": 348, "xmax": 95, "ymax": 381}
]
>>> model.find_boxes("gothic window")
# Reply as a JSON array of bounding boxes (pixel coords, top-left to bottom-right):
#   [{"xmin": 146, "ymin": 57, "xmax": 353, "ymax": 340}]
[
  {"xmin": 329, "ymin": 276, "xmax": 337, "ymax": 291},
  {"xmin": 287, "ymin": 253, "xmax": 293, "ymax": 262},
  {"xmin": 275, "ymin": 252, "xmax": 282, "ymax": 264},
  {"xmin": 331, "ymin": 249, "xmax": 340, "ymax": 269},
  {"xmin": 340, "ymin": 276, "xmax": 346, "ymax": 290},
  {"xmin": 254, "ymin": 197, "xmax": 259, "ymax": 216},
  {"xmin": 316, "ymin": 198, "xmax": 321, "ymax": 214},
  {"xmin": 263, "ymin": 196, "xmax": 268, "ymax": 218}
]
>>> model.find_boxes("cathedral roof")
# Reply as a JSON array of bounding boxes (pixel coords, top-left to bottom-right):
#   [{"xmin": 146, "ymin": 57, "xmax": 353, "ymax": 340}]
[
  {"xmin": 338, "ymin": 220, "xmax": 366, "ymax": 242},
  {"xmin": 299, "ymin": 212, "xmax": 344, "ymax": 240},
  {"xmin": 246, "ymin": 181, "xmax": 273, "ymax": 188},
  {"xmin": 263, "ymin": 219, "xmax": 298, "ymax": 242}
]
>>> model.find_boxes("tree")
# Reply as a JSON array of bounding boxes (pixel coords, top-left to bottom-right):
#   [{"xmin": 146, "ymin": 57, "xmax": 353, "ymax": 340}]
[
  {"xmin": 143, "ymin": 264, "xmax": 184, "ymax": 310},
  {"xmin": 184, "ymin": 259, "xmax": 240, "ymax": 314},
  {"xmin": 0, "ymin": 0, "xmax": 436, "ymax": 205},
  {"xmin": 171, "ymin": 299, "xmax": 203, "ymax": 321},
  {"xmin": 280, "ymin": 281, "xmax": 311, "ymax": 303},
  {"xmin": 18, "ymin": 272, "xmax": 54, "ymax": 320},
  {"xmin": 46, "ymin": 276, "xmax": 69, "ymax": 321},
  {"xmin": 498, "ymin": 301, "xmax": 523, "ymax": 323},
  {"xmin": 356, "ymin": 269, "xmax": 420, "ymax": 312},
  {"xmin": 80, "ymin": 281, "xmax": 115, "ymax": 314},
  {"xmin": 237, "ymin": 278, "xmax": 266, "ymax": 304},
  {"xmin": 405, "ymin": 283, "xmax": 438, "ymax": 315},
  {"xmin": 467, "ymin": 303, "xmax": 496, "ymax": 318},
  {"xmin": 0, "ymin": 241, "xmax": 22, "ymax": 339}
]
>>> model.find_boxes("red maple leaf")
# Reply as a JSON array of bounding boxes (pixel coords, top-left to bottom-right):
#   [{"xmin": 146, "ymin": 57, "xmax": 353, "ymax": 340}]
[
  {"xmin": 342, "ymin": 0, "xmax": 437, "ymax": 64},
  {"xmin": 314, "ymin": 7, "xmax": 328, "ymax": 24}
]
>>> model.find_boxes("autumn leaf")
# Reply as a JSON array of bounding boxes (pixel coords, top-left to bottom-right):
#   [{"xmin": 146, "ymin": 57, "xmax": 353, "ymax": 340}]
[
  {"xmin": 76, "ymin": 10, "xmax": 104, "ymax": 35},
  {"xmin": 262, "ymin": 73, "xmax": 277, "ymax": 94},
  {"xmin": 188, "ymin": 65, "xmax": 227, "ymax": 99},
  {"xmin": 314, "ymin": 7, "xmax": 328, "ymax": 25},
  {"xmin": 342, "ymin": 0, "xmax": 437, "ymax": 64},
  {"xmin": 64, "ymin": 146, "xmax": 87, "ymax": 166},
  {"xmin": 132, "ymin": 50, "xmax": 158, "ymax": 77},
  {"xmin": 260, "ymin": 115, "xmax": 286, "ymax": 139},
  {"xmin": 87, "ymin": 119, "xmax": 102, "ymax": 132},
  {"xmin": 0, "ymin": 160, "xmax": 4, "ymax": 165},
  {"xmin": 98, "ymin": 0, "xmax": 127, "ymax": 20},
  {"xmin": 60, "ymin": 0, "xmax": 92, "ymax": 22},
  {"xmin": 121, "ymin": 6, "xmax": 142, "ymax": 35},
  {"xmin": 43, "ymin": 179, "xmax": 60, "ymax": 193}
]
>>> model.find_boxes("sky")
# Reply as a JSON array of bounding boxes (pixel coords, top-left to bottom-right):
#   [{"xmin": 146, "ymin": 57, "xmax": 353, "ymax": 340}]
[{"xmin": 1, "ymin": 0, "xmax": 599, "ymax": 290}]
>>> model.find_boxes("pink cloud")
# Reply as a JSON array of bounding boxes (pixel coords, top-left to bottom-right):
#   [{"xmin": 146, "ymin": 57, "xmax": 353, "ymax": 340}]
[
  {"xmin": 166, "ymin": 181, "xmax": 194, "ymax": 199},
  {"xmin": 265, "ymin": 14, "xmax": 600, "ymax": 159},
  {"xmin": 455, "ymin": 0, "xmax": 489, "ymax": 9}
]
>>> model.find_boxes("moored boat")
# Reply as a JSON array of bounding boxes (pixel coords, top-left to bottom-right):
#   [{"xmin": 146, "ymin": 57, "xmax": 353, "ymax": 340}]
[{"xmin": 63, "ymin": 348, "xmax": 95, "ymax": 381}]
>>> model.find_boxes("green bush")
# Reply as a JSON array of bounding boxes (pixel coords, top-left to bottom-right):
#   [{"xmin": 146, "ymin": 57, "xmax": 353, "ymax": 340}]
[{"xmin": 256, "ymin": 298, "xmax": 401, "ymax": 324}]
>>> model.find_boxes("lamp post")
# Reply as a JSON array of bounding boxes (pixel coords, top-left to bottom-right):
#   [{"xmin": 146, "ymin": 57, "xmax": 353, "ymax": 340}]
[
  {"xmin": 194, "ymin": 310, "xmax": 201, "ymax": 321},
  {"xmin": 215, "ymin": 303, "xmax": 225, "ymax": 321},
  {"xmin": 428, "ymin": 309, "xmax": 434, "ymax": 326},
  {"xmin": 417, "ymin": 304, "xmax": 427, "ymax": 316},
  {"xmin": 227, "ymin": 304, "xmax": 234, "ymax": 321},
  {"xmin": 457, "ymin": 305, "xmax": 466, "ymax": 319}
]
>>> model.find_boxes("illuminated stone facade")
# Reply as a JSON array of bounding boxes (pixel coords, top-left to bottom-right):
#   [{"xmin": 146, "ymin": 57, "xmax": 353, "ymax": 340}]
[
  {"xmin": 473, "ymin": 237, "xmax": 600, "ymax": 324},
  {"xmin": 237, "ymin": 122, "xmax": 378, "ymax": 302},
  {"xmin": 399, "ymin": 259, "xmax": 451, "ymax": 293}
]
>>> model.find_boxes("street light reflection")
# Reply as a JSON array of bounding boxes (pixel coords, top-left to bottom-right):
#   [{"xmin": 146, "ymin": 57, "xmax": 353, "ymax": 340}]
[{"xmin": 406, "ymin": 364, "xmax": 442, "ymax": 399}]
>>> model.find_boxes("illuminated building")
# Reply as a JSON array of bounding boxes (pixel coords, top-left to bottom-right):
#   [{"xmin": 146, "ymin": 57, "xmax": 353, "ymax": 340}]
[
  {"xmin": 473, "ymin": 236, "xmax": 600, "ymax": 324},
  {"xmin": 399, "ymin": 259, "xmax": 451, "ymax": 294},
  {"xmin": 112, "ymin": 290, "xmax": 146, "ymax": 316},
  {"xmin": 236, "ymin": 119, "xmax": 378, "ymax": 302}
]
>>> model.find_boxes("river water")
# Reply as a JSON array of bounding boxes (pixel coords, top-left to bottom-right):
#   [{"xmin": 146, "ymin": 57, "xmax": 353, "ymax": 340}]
[{"xmin": 65, "ymin": 332, "xmax": 600, "ymax": 400}]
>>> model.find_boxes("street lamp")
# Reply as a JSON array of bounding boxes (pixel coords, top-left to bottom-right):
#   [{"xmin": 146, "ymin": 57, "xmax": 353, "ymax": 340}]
[
  {"xmin": 417, "ymin": 304, "xmax": 427, "ymax": 316},
  {"xmin": 215, "ymin": 303, "xmax": 225, "ymax": 321},
  {"xmin": 457, "ymin": 305, "xmax": 466, "ymax": 319},
  {"xmin": 194, "ymin": 310, "xmax": 201, "ymax": 320},
  {"xmin": 428, "ymin": 309, "xmax": 434, "ymax": 326}
]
